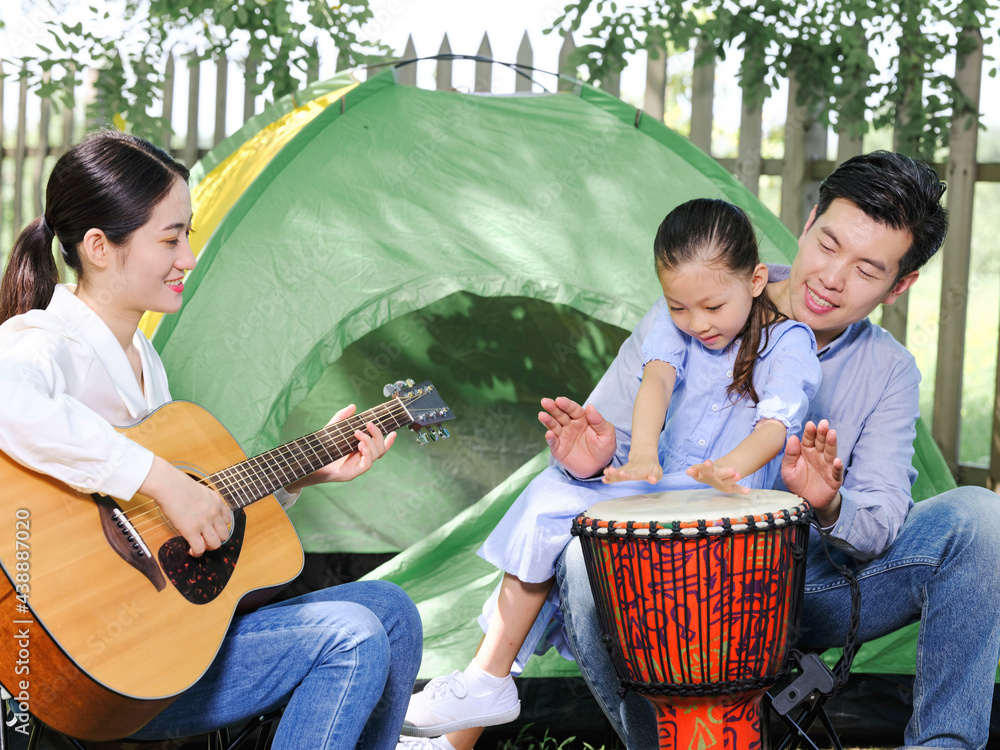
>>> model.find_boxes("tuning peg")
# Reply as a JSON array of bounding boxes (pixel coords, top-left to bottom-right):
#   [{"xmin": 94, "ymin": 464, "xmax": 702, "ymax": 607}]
[
  {"xmin": 415, "ymin": 431, "xmax": 430, "ymax": 445},
  {"xmin": 438, "ymin": 427, "xmax": 450, "ymax": 440},
  {"xmin": 383, "ymin": 380, "xmax": 409, "ymax": 397}
]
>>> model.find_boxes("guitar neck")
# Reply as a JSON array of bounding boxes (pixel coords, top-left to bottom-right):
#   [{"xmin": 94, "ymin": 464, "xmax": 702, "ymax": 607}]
[{"xmin": 208, "ymin": 400, "xmax": 412, "ymax": 508}]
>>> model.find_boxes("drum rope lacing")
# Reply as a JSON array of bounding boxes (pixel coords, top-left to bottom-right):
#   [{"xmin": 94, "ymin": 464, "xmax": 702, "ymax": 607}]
[
  {"xmin": 789, "ymin": 517, "xmax": 862, "ymax": 700},
  {"xmin": 572, "ymin": 504, "xmax": 809, "ymax": 539}
]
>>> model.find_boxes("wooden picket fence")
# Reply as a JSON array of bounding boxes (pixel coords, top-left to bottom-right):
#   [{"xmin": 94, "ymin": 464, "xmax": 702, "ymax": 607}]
[{"xmin": 0, "ymin": 28, "xmax": 997, "ymax": 486}]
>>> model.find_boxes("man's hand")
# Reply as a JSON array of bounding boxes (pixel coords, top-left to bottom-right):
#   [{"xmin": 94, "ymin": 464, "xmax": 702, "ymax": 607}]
[
  {"xmin": 686, "ymin": 459, "xmax": 748, "ymax": 495},
  {"xmin": 539, "ymin": 396, "xmax": 616, "ymax": 479},
  {"xmin": 781, "ymin": 419, "xmax": 844, "ymax": 526},
  {"xmin": 285, "ymin": 404, "xmax": 395, "ymax": 492}
]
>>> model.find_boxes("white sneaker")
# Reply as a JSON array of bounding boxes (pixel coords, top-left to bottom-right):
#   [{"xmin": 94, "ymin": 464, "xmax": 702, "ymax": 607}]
[
  {"xmin": 400, "ymin": 669, "xmax": 520, "ymax": 737},
  {"xmin": 396, "ymin": 736, "xmax": 463, "ymax": 750}
]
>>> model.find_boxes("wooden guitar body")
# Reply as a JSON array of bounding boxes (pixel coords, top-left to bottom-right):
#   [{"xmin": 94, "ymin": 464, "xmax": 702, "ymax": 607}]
[{"xmin": 0, "ymin": 401, "xmax": 304, "ymax": 740}]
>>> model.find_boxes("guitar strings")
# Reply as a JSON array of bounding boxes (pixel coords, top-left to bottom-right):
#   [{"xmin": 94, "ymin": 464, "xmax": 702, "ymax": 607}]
[{"xmin": 119, "ymin": 398, "xmax": 418, "ymax": 538}]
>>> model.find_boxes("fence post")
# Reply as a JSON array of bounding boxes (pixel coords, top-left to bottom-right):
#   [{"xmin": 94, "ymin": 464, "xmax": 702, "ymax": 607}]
[
  {"xmin": 644, "ymin": 44, "xmax": 667, "ymax": 121},
  {"xmin": 307, "ymin": 42, "xmax": 319, "ymax": 84},
  {"xmin": 1, "ymin": 60, "xmax": 5, "ymax": 247},
  {"xmin": 515, "ymin": 31, "xmax": 532, "ymax": 92},
  {"xmin": 934, "ymin": 28, "xmax": 983, "ymax": 476},
  {"xmin": 162, "ymin": 52, "xmax": 176, "ymax": 151},
  {"xmin": 436, "ymin": 34, "xmax": 453, "ymax": 90},
  {"xmin": 214, "ymin": 55, "xmax": 228, "ymax": 147},
  {"xmin": 184, "ymin": 57, "xmax": 200, "ymax": 168},
  {"xmin": 780, "ymin": 71, "xmax": 826, "ymax": 234},
  {"xmin": 780, "ymin": 72, "xmax": 806, "ymax": 234},
  {"xmin": 603, "ymin": 63, "xmax": 621, "ymax": 98},
  {"xmin": 689, "ymin": 40, "xmax": 714, "ymax": 154},
  {"xmin": 475, "ymin": 33, "xmax": 492, "ymax": 92},
  {"xmin": 397, "ymin": 35, "xmax": 417, "ymax": 86},
  {"xmin": 14, "ymin": 68, "xmax": 28, "ymax": 236},
  {"xmin": 244, "ymin": 57, "xmax": 258, "ymax": 123},
  {"xmin": 836, "ymin": 126, "xmax": 863, "ymax": 165},
  {"xmin": 557, "ymin": 33, "xmax": 576, "ymax": 93},
  {"xmin": 57, "ymin": 78, "xmax": 73, "ymax": 281},
  {"xmin": 736, "ymin": 58, "xmax": 763, "ymax": 197},
  {"xmin": 33, "ymin": 72, "xmax": 52, "ymax": 218},
  {"xmin": 880, "ymin": 86, "xmax": 920, "ymax": 344}
]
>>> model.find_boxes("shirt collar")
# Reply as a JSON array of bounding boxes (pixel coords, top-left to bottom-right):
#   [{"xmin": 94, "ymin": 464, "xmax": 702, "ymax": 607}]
[
  {"xmin": 47, "ymin": 285, "xmax": 150, "ymax": 419},
  {"xmin": 817, "ymin": 319, "xmax": 864, "ymax": 359}
]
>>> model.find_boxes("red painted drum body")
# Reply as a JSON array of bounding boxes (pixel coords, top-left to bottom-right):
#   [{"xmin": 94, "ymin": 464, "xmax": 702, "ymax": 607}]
[{"xmin": 572, "ymin": 489, "xmax": 812, "ymax": 750}]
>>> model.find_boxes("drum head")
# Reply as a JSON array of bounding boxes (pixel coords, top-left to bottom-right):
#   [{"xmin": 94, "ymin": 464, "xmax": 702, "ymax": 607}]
[{"xmin": 584, "ymin": 488, "xmax": 805, "ymax": 526}]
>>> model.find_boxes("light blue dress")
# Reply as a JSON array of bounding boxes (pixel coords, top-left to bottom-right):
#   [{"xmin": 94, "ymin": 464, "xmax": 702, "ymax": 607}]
[{"xmin": 476, "ymin": 308, "xmax": 822, "ymax": 669}]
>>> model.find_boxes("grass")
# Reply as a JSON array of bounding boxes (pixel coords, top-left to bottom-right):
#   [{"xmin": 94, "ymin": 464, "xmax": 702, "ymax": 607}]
[{"xmin": 497, "ymin": 726, "xmax": 602, "ymax": 749}]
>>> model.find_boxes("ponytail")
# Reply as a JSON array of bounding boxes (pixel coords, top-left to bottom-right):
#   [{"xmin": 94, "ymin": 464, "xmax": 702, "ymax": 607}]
[
  {"xmin": 728, "ymin": 293, "xmax": 785, "ymax": 405},
  {"xmin": 0, "ymin": 217, "xmax": 60, "ymax": 324}
]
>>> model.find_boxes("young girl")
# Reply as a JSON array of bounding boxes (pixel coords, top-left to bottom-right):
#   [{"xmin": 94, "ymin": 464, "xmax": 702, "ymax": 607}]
[
  {"xmin": 0, "ymin": 131, "xmax": 421, "ymax": 750},
  {"xmin": 398, "ymin": 199, "xmax": 821, "ymax": 750}
]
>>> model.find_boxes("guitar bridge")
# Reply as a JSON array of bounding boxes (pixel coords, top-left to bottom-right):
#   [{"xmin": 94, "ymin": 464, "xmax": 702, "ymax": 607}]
[
  {"xmin": 111, "ymin": 507, "xmax": 153, "ymax": 558},
  {"xmin": 94, "ymin": 494, "xmax": 167, "ymax": 592}
]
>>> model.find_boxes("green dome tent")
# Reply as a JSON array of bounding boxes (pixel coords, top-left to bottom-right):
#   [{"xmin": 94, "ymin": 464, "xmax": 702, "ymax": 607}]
[{"xmin": 154, "ymin": 68, "xmax": 972, "ymax": 682}]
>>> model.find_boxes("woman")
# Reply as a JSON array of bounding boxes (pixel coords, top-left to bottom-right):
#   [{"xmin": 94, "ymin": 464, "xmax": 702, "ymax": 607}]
[{"xmin": 0, "ymin": 130, "xmax": 421, "ymax": 749}]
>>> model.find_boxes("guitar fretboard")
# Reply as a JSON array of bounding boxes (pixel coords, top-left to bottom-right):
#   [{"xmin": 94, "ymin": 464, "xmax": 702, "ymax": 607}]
[{"xmin": 206, "ymin": 400, "xmax": 412, "ymax": 508}]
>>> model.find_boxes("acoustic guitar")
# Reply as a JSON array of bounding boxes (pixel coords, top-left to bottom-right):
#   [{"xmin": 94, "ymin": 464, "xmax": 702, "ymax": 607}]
[{"xmin": 0, "ymin": 380, "xmax": 453, "ymax": 741}]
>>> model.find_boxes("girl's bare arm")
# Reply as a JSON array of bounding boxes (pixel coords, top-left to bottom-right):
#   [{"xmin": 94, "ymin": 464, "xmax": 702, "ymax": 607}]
[
  {"xmin": 603, "ymin": 360, "xmax": 676, "ymax": 484},
  {"xmin": 687, "ymin": 418, "xmax": 787, "ymax": 494}
]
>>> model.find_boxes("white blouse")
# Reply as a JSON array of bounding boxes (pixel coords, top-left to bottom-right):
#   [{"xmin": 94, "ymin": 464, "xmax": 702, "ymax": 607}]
[{"xmin": 0, "ymin": 285, "xmax": 296, "ymax": 508}]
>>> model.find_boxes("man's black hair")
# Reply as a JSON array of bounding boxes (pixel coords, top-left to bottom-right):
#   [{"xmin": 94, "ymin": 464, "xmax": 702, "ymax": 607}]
[{"xmin": 816, "ymin": 151, "xmax": 949, "ymax": 282}]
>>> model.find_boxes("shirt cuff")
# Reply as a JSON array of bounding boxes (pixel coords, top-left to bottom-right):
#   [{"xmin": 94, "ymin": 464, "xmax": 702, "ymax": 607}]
[
  {"xmin": 819, "ymin": 489, "xmax": 872, "ymax": 558},
  {"xmin": 91, "ymin": 440, "xmax": 155, "ymax": 502},
  {"xmin": 274, "ymin": 487, "xmax": 300, "ymax": 509}
]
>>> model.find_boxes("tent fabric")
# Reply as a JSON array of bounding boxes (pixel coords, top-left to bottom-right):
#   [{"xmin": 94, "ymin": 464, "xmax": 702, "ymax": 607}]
[
  {"xmin": 155, "ymin": 68, "xmax": 986, "ymax": 681},
  {"xmin": 152, "ymin": 67, "xmax": 795, "ymax": 551},
  {"xmin": 139, "ymin": 72, "xmax": 360, "ymax": 339}
]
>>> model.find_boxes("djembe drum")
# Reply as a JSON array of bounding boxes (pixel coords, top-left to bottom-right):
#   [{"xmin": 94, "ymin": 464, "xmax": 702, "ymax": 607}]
[{"xmin": 572, "ymin": 489, "xmax": 812, "ymax": 749}]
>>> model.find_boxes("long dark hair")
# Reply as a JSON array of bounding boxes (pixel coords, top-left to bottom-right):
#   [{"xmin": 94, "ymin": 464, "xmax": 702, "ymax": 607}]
[
  {"xmin": 653, "ymin": 198, "xmax": 785, "ymax": 405},
  {"xmin": 0, "ymin": 131, "xmax": 190, "ymax": 324}
]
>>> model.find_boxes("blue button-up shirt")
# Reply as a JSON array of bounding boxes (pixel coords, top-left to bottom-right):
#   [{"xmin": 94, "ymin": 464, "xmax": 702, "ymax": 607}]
[{"xmin": 577, "ymin": 265, "xmax": 919, "ymax": 561}]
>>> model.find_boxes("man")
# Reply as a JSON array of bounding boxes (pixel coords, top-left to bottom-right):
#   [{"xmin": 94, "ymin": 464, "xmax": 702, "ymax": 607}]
[{"xmin": 542, "ymin": 151, "xmax": 1000, "ymax": 748}]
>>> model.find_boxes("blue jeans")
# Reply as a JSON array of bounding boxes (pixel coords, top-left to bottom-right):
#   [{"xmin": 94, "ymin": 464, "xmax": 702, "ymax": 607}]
[
  {"xmin": 132, "ymin": 580, "xmax": 422, "ymax": 750},
  {"xmin": 555, "ymin": 487, "xmax": 1000, "ymax": 750}
]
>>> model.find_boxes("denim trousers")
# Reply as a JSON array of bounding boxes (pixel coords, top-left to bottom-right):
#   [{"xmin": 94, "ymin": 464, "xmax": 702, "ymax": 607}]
[
  {"xmin": 132, "ymin": 580, "xmax": 422, "ymax": 749},
  {"xmin": 555, "ymin": 486, "xmax": 1000, "ymax": 750}
]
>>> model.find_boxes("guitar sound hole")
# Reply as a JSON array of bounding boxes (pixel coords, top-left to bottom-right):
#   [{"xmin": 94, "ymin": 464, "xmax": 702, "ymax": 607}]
[{"xmin": 158, "ymin": 508, "xmax": 247, "ymax": 604}]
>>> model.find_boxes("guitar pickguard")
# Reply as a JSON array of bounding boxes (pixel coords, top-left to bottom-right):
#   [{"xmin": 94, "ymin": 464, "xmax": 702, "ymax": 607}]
[{"xmin": 157, "ymin": 509, "xmax": 247, "ymax": 604}]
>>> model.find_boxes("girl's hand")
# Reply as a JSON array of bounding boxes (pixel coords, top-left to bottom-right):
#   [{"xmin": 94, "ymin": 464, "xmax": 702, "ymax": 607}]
[
  {"xmin": 686, "ymin": 459, "xmax": 749, "ymax": 495},
  {"xmin": 141, "ymin": 456, "xmax": 232, "ymax": 557},
  {"xmin": 603, "ymin": 457, "xmax": 663, "ymax": 484},
  {"xmin": 285, "ymin": 404, "xmax": 396, "ymax": 492}
]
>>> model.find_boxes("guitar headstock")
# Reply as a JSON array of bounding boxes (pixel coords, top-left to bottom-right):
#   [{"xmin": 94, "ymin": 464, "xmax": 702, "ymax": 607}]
[{"xmin": 385, "ymin": 379, "xmax": 455, "ymax": 445}]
